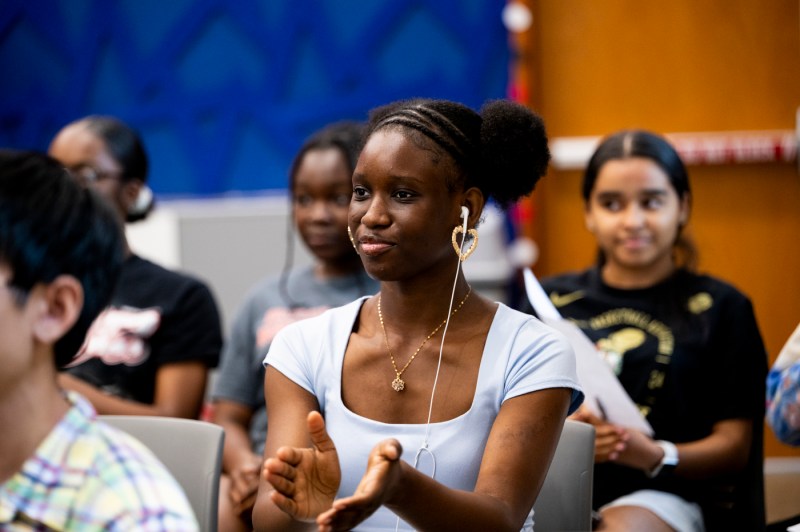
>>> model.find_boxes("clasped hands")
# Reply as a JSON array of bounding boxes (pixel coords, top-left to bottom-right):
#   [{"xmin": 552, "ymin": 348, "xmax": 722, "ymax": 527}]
[
  {"xmin": 570, "ymin": 405, "xmax": 660, "ymax": 472},
  {"xmin": 263, "ymin": 411, "xmax": 403, "ymax": 531}
]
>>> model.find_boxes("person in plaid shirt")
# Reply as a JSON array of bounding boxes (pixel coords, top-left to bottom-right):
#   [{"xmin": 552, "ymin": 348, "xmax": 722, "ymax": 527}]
[
  {"xmin": 767, "ymin": 323, "xmax": 800, "ymax": 446},
  {"xmin": 0, "ymin": 151, "xmax": 197, "ymax": 531}
]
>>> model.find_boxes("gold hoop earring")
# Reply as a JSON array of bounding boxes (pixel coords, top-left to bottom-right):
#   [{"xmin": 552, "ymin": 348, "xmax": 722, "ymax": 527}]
[
  {"xmin": 347, "ymin": 226, "xmax": 358, "ymax": 252},
  {"xmin": 451, "ymin": 226, "xmax": 478, "ymax": 262}
]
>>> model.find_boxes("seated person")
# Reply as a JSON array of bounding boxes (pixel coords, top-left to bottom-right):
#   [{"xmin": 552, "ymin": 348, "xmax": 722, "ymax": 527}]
[
  {"xmin": 0, "ymin": 150, "xmax": 197, "ymax": 530},
  {"xmin": 525, "ymin": 130, "xmax": 768, "ymax": 531},
  {"xmin": 767, "ymin": 322, "xmax": 800, "ymax": 447},
  {"xmin": 212, "ymin": 122, "xmax": 378, "ymax": 532},
  {"xmin": 251, "ymin": 98, "xmax": 583, "ymax": 531},
  {"xmin": 48, "ymin": 116, "xmax": 222, "ymax": 418},
  {"xmin": 765, "ymin": 324, "xmax": 800, "ymax": 532}
]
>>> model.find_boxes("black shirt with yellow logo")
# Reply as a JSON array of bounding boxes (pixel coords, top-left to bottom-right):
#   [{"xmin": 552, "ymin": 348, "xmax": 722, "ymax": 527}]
[{"xmin": 538, "ymin": 267, "xmax": 767, "ymax": 530}]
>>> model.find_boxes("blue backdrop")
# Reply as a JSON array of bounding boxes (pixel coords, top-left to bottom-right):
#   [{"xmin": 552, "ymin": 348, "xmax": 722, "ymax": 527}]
[{"xmin": 0, "ymin": 0, "xmax": 510, "ymax": 197}]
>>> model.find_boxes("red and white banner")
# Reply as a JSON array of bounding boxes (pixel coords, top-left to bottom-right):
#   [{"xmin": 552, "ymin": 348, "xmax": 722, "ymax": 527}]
[{"xmin": 551, "ymin": 130, "xmax": 798, "ymax": 170}]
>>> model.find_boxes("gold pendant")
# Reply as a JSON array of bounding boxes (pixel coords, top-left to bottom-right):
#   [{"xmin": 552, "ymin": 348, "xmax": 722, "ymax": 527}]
[{"xmin": 392, "ymin": 377, "xmax": 405, "ymax": 392}]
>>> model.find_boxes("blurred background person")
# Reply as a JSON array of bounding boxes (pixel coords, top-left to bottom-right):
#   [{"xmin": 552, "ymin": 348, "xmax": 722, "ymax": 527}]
[
  {"xmin": 768, "ymin": 323, "xmax": 800, "ymax": 447},
  {"xmin": 765, "ymin": 323, "xmax": 800, "ymax": 531},
  {"xmin": 211, "ymin": 121, "xmax": 378, "ymax": 532},
  {"xmin": 526, "ymin": 130, "xmax": 767, "ymax": 531},
  {"xmin": 49, "ymin": 116, "xmax": 223, "ymax": 419}
]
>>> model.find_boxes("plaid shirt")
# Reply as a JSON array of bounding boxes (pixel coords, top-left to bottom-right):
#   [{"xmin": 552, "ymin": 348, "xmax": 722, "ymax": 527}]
[
  {"xmin": 767, "ymin": 361, "xmax": 800, "ymax": 447},
  {"xmin": 767, "ymin": 324, "xmax": 800, "ymax": 447},
  {"xmin": 0, "ymin": 393, "xmax": 198, "ymax": 531}
]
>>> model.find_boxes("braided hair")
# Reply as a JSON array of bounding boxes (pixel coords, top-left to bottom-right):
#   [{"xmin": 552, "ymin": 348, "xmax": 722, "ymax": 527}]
[{"xmin": 364, "ymin": 98, "xmax": 550, "ymax": 208}]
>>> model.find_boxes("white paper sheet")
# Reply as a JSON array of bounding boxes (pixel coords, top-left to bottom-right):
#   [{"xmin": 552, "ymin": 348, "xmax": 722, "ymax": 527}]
[{"xmin": 523, "ymin": 268, "xmax": 654, "ymax": 435}]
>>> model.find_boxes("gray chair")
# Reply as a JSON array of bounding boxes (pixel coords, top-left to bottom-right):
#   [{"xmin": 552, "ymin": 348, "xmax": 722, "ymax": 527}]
[
  {"xmin": 533, "ymin": 419, "xmax": 595, "ymax": 532},
  {"xmin": 100, "ymin": 415, "xmax": 225, "ymax": 532}
]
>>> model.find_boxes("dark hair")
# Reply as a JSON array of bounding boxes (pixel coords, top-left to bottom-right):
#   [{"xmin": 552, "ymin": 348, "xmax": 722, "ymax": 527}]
[
  {"xmin": 364, "ymin": 98, "xmax": 550, "ymax": 208},
  {"xmin": 79, "ymin": 116, "xmax": 149, "ymax": 183},
  {"xmin": 78, "ymin": 116, "xmax": 153, "ymax": 223},
  {"xmin": 0, "ymin": 150, "xmax": 124, "ymax": 367},
  {"xmin": 288, "ymin": 121, "xmax": 366, "ymax": 191},
  {"xmin": 583, "ymin": 129, "xmax": 696, "ymax": 269},
  {"xmin": 583, "ymin": 130, "xmax": 690, "ymax": 201}
]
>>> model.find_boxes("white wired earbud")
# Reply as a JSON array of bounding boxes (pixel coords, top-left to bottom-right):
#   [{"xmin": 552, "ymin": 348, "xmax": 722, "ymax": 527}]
[
  {"xmin": 398, "ymin": 204, "xmax": 472, "ymax": 531},
  {"xmin": 412, "ymin": 205, "xmax": 471, "ymax": 474}
]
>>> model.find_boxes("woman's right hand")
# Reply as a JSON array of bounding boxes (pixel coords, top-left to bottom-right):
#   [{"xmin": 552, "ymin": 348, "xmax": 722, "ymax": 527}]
[{"xmin": 263, "ymin": 411, "xmax": 341, "ymax": 522}]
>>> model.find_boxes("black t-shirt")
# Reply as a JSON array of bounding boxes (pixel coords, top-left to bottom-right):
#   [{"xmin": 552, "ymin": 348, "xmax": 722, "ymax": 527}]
[
  {"xmin": 66, "ymin": 255, "xmax": 222, "ymax": 405},
  {"xmin": 537, "ymin": 267, "xmax": 767, "ymax": 530}
]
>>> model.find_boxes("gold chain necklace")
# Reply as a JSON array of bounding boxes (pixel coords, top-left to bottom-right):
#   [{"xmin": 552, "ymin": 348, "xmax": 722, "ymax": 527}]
[{"xmin": 377, "ymin": 286, "xmax": 472, "ymax": 392}]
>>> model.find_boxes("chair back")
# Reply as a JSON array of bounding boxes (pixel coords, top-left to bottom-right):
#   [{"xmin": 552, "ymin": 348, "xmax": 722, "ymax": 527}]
[
  {"xmin": 100, "ymin": 415, "xmax": 224, "ymax": 532},
  {"xmin": 533, "ymin": 419, "xmax": 595, "ymax": 531}
]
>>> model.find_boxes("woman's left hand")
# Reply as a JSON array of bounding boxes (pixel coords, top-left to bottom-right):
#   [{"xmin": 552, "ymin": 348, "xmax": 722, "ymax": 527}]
[
  {"xmin": 570, "ymin": 405, "xmax": 629, "ymax": 462},
  {"xmin": 316, "ymin": 438, "xmax": 403, "ymax": 532},
  {"xmin": 610, "ymin": 429, "xmax": 661, "ymax": 472}
]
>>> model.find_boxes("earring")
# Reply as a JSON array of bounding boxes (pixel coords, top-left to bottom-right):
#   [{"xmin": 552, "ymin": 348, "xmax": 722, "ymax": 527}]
[
  {"xmin": 451, "ymin": 226, "xmax": 478, "ymax": 262},
  {"xmin": 347, "ymin": 226, "xmax": 358, "ymax": 252}
]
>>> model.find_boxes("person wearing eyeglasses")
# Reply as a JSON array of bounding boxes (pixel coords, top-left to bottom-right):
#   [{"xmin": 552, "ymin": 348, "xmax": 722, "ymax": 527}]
[{"xmin": 48, "ymin": 116, "xmax": 223, "ymax": 420}]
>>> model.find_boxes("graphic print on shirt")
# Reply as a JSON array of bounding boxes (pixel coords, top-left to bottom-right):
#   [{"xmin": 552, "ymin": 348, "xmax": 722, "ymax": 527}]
[
  {"xmin": 256, "ymin": 306, "xmax": 331, "ymax": 348},
  {"xmin": 687, "ymin": 292, "xmax": 713, "ymax": 314},
  {"xmin": 596, "ymin": 328, "xmax": 646, "ymax": 375},
  {"xmin": 68, "ymin": 307, "xmax": 162, "ymax": 367},
  {"xmin": 549, "ymin": 290, "xmax": 585, "ymax": 308},
  {"xmin": 571, "ymin": 308, "xmax": 674, "ymax": 418}
]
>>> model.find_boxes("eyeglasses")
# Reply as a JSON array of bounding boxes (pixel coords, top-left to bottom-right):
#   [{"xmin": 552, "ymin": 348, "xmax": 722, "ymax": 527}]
[{"xmin": 67, "ymin": 165, "xmax": 123, "ymax": 185}]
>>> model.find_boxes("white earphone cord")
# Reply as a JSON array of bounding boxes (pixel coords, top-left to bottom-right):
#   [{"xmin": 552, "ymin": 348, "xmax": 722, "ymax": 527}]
[
  {"xmin": 418, "ymin": 210, "xmax": 468, "ymax": 450},
  {"xmin": 397, "ymin": 209, "xmax": 469, "ymax": 531}
]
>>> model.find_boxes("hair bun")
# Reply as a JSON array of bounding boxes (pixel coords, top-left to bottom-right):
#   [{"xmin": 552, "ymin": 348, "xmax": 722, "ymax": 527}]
[{"xmin": 479, "ymin": 100, "xmax": 550, "ymax": 207}]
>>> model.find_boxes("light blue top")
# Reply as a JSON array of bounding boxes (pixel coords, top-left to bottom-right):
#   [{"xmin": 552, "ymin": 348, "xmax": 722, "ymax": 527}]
[{"xmin": 265, "ymin": 297, "xmax": 583, "ymax": 531}]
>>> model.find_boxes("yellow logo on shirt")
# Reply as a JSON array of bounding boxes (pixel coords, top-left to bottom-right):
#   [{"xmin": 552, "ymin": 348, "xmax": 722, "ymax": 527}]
[
  {"xmin": 688, "ymin": 292, "xmax": 713, "ymax": 314},
  {"xmin": 549, "ymin": 291, "xmax": 585, "ymax": 308}
]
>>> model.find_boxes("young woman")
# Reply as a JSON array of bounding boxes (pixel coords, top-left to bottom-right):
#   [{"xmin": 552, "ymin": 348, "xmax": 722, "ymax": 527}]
[
  {"xmin": 211, "ymin": 121, "xmax": 379, "ymax": 532},
  {"xmin": 537, "ymin": 130, "xmax": 768, "ymax": 531},
  {"xmin": 48, "ymin": 116, "xmax": 223, "ymax": 419},
  {"xmin": 251, "ymin": 98, "xmax": 583, "ymax": 531}
]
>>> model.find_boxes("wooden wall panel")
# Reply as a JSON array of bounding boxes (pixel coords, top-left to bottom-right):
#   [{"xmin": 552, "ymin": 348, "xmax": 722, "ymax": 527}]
[
  {"xmin": 531, "ymin": 0, "xmax": 799, "ymax": 135},
  {"xmin": 519, "ymin": 0, "xmax": 800, "ymax": 457}
]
